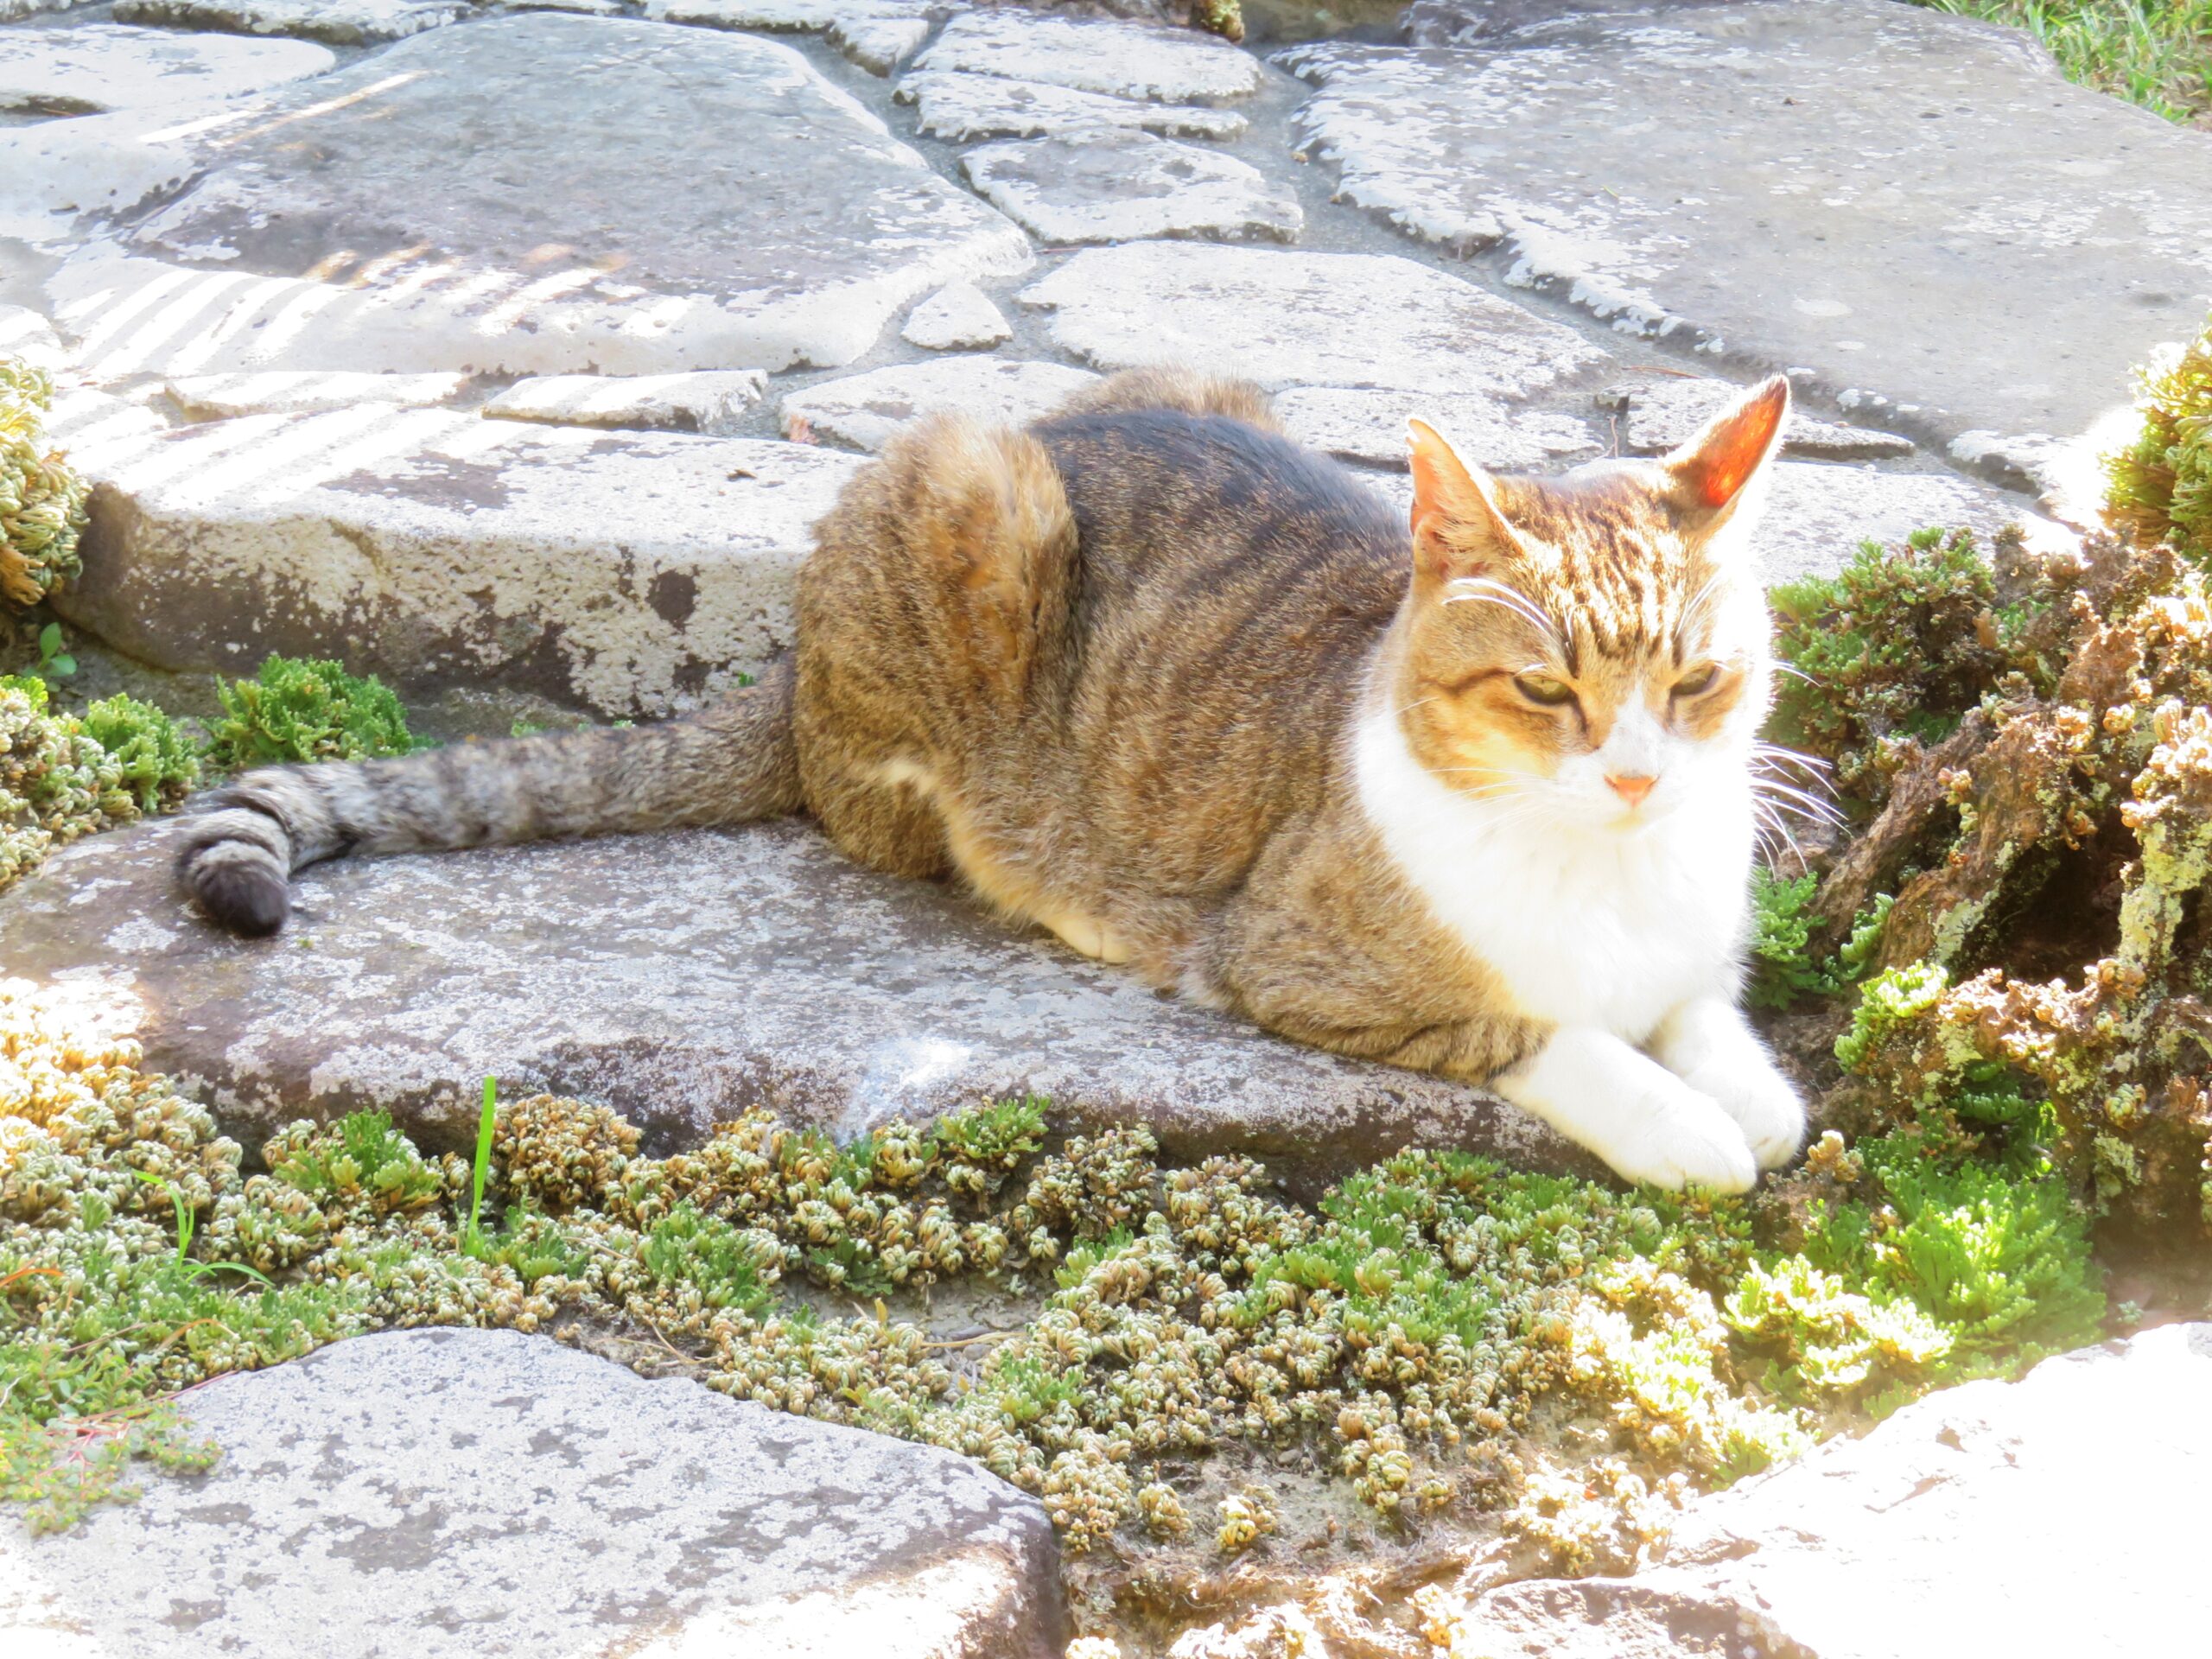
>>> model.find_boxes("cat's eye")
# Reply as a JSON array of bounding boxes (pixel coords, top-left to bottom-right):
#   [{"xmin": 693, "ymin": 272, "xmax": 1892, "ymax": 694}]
[
  {"xmin": 1672, "ymin": 663, "xmax": 1721, "ymax": 698},
  {"xmin": 1512, "ymin": 672, "xmax": 1577, "ymax": 708}
]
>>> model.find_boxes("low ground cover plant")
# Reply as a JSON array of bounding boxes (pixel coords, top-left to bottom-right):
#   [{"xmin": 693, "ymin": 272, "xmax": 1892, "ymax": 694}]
[
  {"xmin": 0, "ymin": 985, "xmax": 2107, "ymax": 1594},
  {"xmin": 1916, "ymin": 1, "xmax": 2212, "ymax": 125}
]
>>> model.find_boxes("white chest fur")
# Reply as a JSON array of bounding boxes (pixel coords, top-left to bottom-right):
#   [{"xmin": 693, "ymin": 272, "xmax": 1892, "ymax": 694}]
[{"xmin": 1352, "ymin": 709, "xmax": 1754, "ymax": 1043}]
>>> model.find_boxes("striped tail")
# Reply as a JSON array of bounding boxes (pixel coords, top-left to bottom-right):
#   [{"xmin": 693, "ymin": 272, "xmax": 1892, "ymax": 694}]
[{"xmin": 175, "ymin": 658, "xmax": 801, "ymax": 936}]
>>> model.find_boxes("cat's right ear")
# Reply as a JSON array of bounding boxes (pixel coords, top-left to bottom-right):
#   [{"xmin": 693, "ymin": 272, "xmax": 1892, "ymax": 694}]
[{"xmin": 1408, "ymin": 418, "xmax": 1525, "ymax": 584}]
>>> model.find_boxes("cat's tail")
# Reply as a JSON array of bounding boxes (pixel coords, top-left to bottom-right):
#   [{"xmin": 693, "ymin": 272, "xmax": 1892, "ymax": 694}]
[{"xmin": 175, "ymin": 656, "xmax": 801, "ymax": 937}]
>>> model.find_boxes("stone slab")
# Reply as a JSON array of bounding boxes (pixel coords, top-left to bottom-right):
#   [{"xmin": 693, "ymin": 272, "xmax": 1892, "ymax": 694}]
[
  {"xmin": 1276, "ymin": 385, "xmax": 1599, "ymax": 470},
  {"xmin": 1439, "ymin": 1324, "xmax": 2212, "ymax": 1658},
  {"xmin": 0, "ymin": 1328, "xmax": 1065, "ymax": 1659},
  {"xmin": 1599, "ymin": 373, "xmax": 1914, "ymax": 460},
  {"xmin": 111, "ymin": 0, "xmax": 467, "ymax": 44},
  {"xmin": 1279, "ymin": 2, "xmax": 2212, "ymax": 456},
  {"xmin": 912, "ymin": 11, "xmax": 1261, "ymax": 103},
  {"xmin": 0, "ymin": 817, "xmax": 1584, "ymax": 1186},
  {"xmin": 0, "ymin": 22, "xmax": 335, "ymax": 115},
  {"xmin": 5, "ymin": 17, "xmax": 1033, "ymax": 377},
  {"xmin": 896, "ymin": 70, "xmax": 1249, "ymax": 141},
  {"xmin": 903, "ymin": 281, "xmax": 1011, "ymax": 350},
  {"xmin": 643, "ymin": 0, "xmax": 941, "ymax": 74},
  {"xmin": 963, "ymin": 130, "xmax": 1301, "ymax": 245},
  {"xmin": 48, "ymin": 406, "xmax": 866, "ymax": 717},
  {"xmin": 164, "ymin": 369, "xmax": 471, "ymax": 419},
  {"xmin": 781, "ymin": 357, "xmax": 1099, "ymax": 451},
  {"xmin": 1020, "ymin": 242, "xmax": 1609, "ymax": 396},
  {"xmin": 482, "ymin": 370, "xmax": 770, "ymax": 436}
]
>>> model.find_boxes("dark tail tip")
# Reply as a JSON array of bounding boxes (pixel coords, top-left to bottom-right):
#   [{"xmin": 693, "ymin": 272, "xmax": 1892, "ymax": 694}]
[{"xmin": 188, "ymin": 853, "xmax": 291, "ymax": 937}]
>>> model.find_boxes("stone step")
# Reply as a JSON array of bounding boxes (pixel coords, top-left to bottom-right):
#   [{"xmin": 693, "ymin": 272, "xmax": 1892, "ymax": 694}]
[
  {"xmin": 0, "ymin": 1327, "xmax": 1066, "ymax": 1659},
  {"xmin": 0, "ymin": 816, "xmax": 1588, "ymax": 1192},
  {"xmin": 1275, "ymin": 1, "xmax": 2212, "ymax": 496},
  {"xmin": 1433, "ymin": 1323, "xmax": 2212, "ymax": 1658},
  {"xmin": 0, "ymin": 20, "xmax": 335, "ymax": 114},
  {"xmin": 1, "ymin": 16, "xmax": 1033, "ymax": 378},
  {"xmin": 49, "ymin": 395, "xmax": 864, "ymax": 718}
]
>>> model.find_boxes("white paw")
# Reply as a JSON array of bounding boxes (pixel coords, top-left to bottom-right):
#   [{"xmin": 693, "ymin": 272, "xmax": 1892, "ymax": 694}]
[
  {"xmin": 1606, "ymin": 1079, "xmax": 1759, "ymax": 1194},
  {"xmin": 1680, "ymin": 1053, "xmax": 1807, "ymax": 1171}
]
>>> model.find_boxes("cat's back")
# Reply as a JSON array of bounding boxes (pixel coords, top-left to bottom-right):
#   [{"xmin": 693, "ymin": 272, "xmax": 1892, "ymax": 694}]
[
  {"xmin": 1027, "ymin": 405, "xmax": 1411, "ymax": 885},
  {"xmin": 1033, "ymin": 406, "xmax": 1408, "ymax": 632}
]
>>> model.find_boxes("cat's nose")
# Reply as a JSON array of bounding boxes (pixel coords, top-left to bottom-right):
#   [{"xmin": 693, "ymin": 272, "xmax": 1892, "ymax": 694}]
[{"xmin": 1606, "ymin": 772, "xmax": 1656, "ymax": 808}]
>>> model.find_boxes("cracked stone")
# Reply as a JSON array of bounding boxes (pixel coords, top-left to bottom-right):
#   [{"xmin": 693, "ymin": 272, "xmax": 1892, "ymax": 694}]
[
  {"xmin": 896, "ymin": 70, "xmax": 1249, "ymax": 141},
  {"xmin": 903, "ymin": 282, "xmax": 1013, "ymax": 350},
  {"xmin": 1598, "ymin": 374, "xmax": 1914, "ymax": 460},
  {"xmin": 644, "ymin": 0, "xmax": 942, "ymax": 74},
  {"xmin": 1278, "ymin": 2, "xmax": 2212, "ymax": 454},
  {"xmin": 0, "ymin": 21, "xmax": 334, "ymax": 113},
  {"xmin": 1020, "ymin": 242, "xmax": 1608, "ymax": 395},
  {"xmin": 912, "ymin": 10, "xmax": 1261, "ymax": 103},
  {"xmin": 0, "ymin": 818, "xmax": 1582, "ymax": 1186},
  {"xmin": 111, "ymin": 0, "xmax": 468, "ymax": 44},
  {"xmin": 48, "ymin": 405, "xmax": 865, "ymax": 716},
  {"xmin": 781, "ymin": 357, "xmax": 1099, "ymax": 452},
  {"xmin": 3, "ymin": 16, "xmax": 1032, "ymax": 378},
  {"xmin": 482, "ymin": 371, "xmax": 770, "ymax": 437},
  {"xmin": 963, "ymin": 130, "xmax": 1301, "ymax": 245},
  {"xmin": 1276, "ymin": 386, "xmax": 1599, "ymax": 471},
  {"xmin": 0, "ymin": 1328, "xmax": 1066, "ymax": 1659},
  {"xmin": 164, "ymin": 370, "xmax": 471, "ymax": 419}
]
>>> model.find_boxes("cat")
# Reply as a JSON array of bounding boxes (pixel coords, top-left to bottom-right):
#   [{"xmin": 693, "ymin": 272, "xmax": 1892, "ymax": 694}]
[{"xmin": 175, "ymin": 366, "xmax": 1806, "ymax": 1192}]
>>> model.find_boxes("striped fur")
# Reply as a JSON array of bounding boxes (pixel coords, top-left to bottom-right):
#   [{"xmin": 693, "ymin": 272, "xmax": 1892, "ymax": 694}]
[{"xmin": 177, "ymin": 658, "xmax": 798, "ymax": 935}]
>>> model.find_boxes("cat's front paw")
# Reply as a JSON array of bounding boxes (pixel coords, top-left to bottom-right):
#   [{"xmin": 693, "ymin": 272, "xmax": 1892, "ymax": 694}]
[
  {"xmin": 1610, "ymin": 1080, "xmax": 1758, "ymax": 1195},
  {"xmin": 1677, "ymin": 1052, "xmax": 1805, "ymax": 1171}
]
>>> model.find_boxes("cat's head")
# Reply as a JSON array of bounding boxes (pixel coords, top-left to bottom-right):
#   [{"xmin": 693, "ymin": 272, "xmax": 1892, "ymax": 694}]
[{"xmin": 1389, "ymin": 377, "xmax": 1789, "ymax": 832}]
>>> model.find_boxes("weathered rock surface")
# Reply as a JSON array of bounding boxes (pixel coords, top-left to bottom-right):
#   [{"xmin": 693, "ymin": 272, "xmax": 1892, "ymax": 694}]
[
  {"xmin": 482, "ymin": 370, "xmax": 769, "ymax": 435},
  {"xmin": 51, "ymin": 406, "xmax": 864, "ymax": 715},
  {"xmin": 1599, "ymin": 374, "xmax": 1914, "ymax": 460},
  {"xmin": 782, "ymin": 357, "xmax": 1099, "ymax": 451},
  {"xmin": 0, "ymin": 21, "xmax": 334, "ymax": 114},
  {"xmin": 164, "ymin": 369, "xmax": 471, "ymax": 419},
  {"xmin": 0, "ymin": 1328, "xmax": 1066, "ymax": 1659},
  {"xmin": 963, "ymin": 130, "xmax": 1302, "ymax": 245},
  {"xmin": 1276, "ymin": 385, "xmax": 1599, "ymax": 470},
  {"xmin": 912, "ymin": 10, "xmax": 1261, "ymax": 103},
  {"xmin": 1440, "ymin": 1324, "xmax": 2212, "ymax": 1658},
  {"xmin": 903, "ymin": 281, "xmax": 1012, "ymax": 350},
  {"xmin": 11, "ymin": 17, "xmax": 1032, "ymax": 378},
  {"xmin": 111, "ymin": 0, "xmax": 467, "ymax": 44},
  {"xmin": 0, "ymin": 817, "xmax": 1581, "ymax": 1185},
  {"xmin": 1280, "ymin": 2, "xmax": 2212, "ymax": 455},
  {"xmin": 1020, "ymin": 242, "xmax": 1609, "ymax": 395},
  {"xmin": 645, "ymin": 0, "xmax": 941, "ymax": 75},
  {"xmin": 898, "ymin": 69, "xmax": 1249, "ymax": 142}
]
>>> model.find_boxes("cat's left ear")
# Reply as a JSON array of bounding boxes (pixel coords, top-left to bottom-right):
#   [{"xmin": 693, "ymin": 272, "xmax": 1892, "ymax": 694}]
[{"xmin": 1660, "ymin": 376, "xmax": 1790, "ymax": 538}]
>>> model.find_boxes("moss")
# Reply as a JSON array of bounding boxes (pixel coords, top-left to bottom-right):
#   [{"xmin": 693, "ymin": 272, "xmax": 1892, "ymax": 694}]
[
  {"xmin": 0, "ymin": 358, "xmax": 87, "ymax": 611},
  {"xmin": 1768, "ymin": 525, "xmax": 2011, "ymax": 808},
  {"xmin": 208, "ymin": 656, "xmax": 415, "ymax": 768},
  {"xmin": 78, "ymin": 695, "xmax": 200, "ymax": 817},
  {"xmin": 0, "ymin": 985, "xmax": 2113, "ymax": 1603}
]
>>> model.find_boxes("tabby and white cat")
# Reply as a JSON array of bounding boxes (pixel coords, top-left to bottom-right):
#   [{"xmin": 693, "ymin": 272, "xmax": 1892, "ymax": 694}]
[{"xmin": 175, "ymin": 367, "xmax": 1805, "ymax": 1191}]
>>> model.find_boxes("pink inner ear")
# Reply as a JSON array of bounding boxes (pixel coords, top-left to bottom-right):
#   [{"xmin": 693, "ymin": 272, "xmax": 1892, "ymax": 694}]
[{"xmin": 1686, "ymin": 380, "xmax": 1787, "ymax": 510}]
